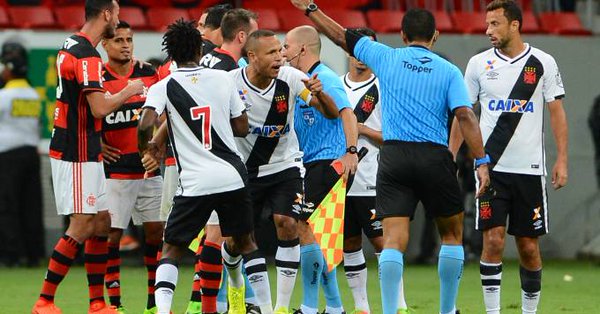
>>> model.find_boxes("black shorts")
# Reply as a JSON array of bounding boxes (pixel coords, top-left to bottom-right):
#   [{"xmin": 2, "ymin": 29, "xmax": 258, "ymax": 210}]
[
  {"xmin": 376, "ymin": 141, "xmax": 462, "ymax": 219},
  {"xmin": 248, "ymin": 167, "xmax": 304, "ymax": 221},
  {"xmin": 300, "ymin": 159, "xmax": 352, "ymax": 221},
  {"xmin": 164, "ymin": 188, "xmax": 254, "ymax": 246},
  {"xmin": 345, "ymin": 196, "xmax": 383, "ymax": 239},
  {"xmin": 476, "ymin": 171, "xmax": 548, "ymax": 237}
]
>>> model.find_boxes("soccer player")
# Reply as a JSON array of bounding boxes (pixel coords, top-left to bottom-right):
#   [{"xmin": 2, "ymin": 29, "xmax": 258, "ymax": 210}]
[
  {"xmin": 33, "ymin": 1, "xmax": 145, "ymax": 313},
  {"xmin": 340, "ymin": 27, "xmax": 408, "ymax": 314},
  {"xmin": 282, "ymin": 25, "xmax": 358, "ymax": 314},
  {"xmin": 188, "ymin": 8, "xmax": 260, "ymax": 314},
  {"xmin": 230, "ymin": 29, "xmax": 339, "ymax": 314},
  {"xmin": 98, "ymin": 21, "xmax": 164, "ymax": 314},
  {"xmin": 287, "ymin": 2, "xmax": 491, "ymax": 314},
  {"xmin": 450, "ymin": 1, "xmax": 568, "ymax": 313},
  {"xmin": 137, "ymin": 19, "xmax": 270, "ymax": 314}
]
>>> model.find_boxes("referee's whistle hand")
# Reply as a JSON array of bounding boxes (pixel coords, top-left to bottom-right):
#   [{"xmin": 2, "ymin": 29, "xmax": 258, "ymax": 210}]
[{"xmin": 476, "ymin": 164, "xmax": 491, "ymax": 197}]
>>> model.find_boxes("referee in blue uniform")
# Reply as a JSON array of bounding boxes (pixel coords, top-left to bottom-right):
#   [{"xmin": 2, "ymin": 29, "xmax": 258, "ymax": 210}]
[{"xmin": 288, "ymin": 2, "xmax": 491, "ymax": 314}]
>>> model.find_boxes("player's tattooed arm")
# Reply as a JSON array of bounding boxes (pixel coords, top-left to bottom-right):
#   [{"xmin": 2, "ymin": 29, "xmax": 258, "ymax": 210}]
[{"xmin": 290, "ymin": 0, "xmax": 349, "ymax": 52}]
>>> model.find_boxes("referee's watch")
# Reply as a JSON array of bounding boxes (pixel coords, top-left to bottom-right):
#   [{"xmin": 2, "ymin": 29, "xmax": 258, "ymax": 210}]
[
  {"xmin": 305, "ymin": 2, "xmax": 318, "ymax": 16},
  {"xmin": 346, "ymin": 146, "xmax": 358, "ymax": 154},
  {"xmin": 475, "ymin": 154, "xmax": 491, "ymax": 168}
]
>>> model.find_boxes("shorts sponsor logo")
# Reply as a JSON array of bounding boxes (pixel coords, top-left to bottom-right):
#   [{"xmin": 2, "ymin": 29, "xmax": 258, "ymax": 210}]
[
  {"xmin": 87, "ymin": 194, "xmax": 97, "ymax": 206},
  {"xmin": 371, "ymin": 220, "xmax": 382, "ymax": 231},
  {"xmin": 479, "ymin": 201, "xmax": 492, "ymax": 220},
  {"xmin": 532, "ymin": 206, "xmax": 542, "ymax": 220},
  {"xmin": 369, "ymin": 209, "xmax": 377, "ymax": 220},
  {"xmin": 487, "ymin": 99, "xmax": 534, "ymax": 113}
]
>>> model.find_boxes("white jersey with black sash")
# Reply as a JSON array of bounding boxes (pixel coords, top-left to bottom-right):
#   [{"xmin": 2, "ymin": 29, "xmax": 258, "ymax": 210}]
[
  {"xmin": 143, "ymin": 66, "xmax": 247, "ymax": 196},
  {"xmin": 465, "ymin": 44, "xmax": 565, "ymax": 175},
  {"xmin": 341, "ymin": 73, "xmax": 382, "ymax": 196},
  {"xmin": 229, "ymin": 66, "xmax": 313, "ymax": 178}
]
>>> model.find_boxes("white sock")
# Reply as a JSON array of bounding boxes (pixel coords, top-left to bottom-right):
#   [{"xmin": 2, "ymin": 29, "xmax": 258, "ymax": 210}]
[
  {"xmin": 480, "ymin": 261, "xmax": 502, "ymax": 314},
  {"xmin": 155, "ymin": 259, "xmax": 178, "ymax": 314},
  {"xmin": 221, "ymin": 243, "xmax": 244, "ymax": 288},
  {"xmin": 440, "ymin": 307, "xmax": 456, "ymax": 314},
  {"xmin": 521, "ymin": 290, "xmax": 540, "ymax": 314},
  {"xmin": 275, "ymin": 239, "xmax": 300, "ymax": 310},
  {"xmin": 398, "ymin": 277, "xmax": 408, "ymax": 310},
  {"xmin": 344, "ymin": 249, "xmax": 370, "ymax": 312},
  {"xmin": 217, "ymin": 301, "xmax": 227, "ymax": 313},
  {"xmin": 326, "ymin": 305, "xmax": 345, "ymax": 314},
  {"xmin": 244, "ymin": 250, "xmax": 273, "ymax": 314},
  {"xmin": 300, "ymin": 304, "xmax": 318, "ymax": 314}
]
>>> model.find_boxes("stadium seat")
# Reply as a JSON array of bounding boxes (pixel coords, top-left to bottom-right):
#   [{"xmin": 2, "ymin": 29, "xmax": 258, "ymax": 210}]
[
  {"xmin": 520, "ymin": 10, "xmax": 539, "ymax": 34},
  {"xmin": 55, "ymin": 6, "xmax": 85, "ymax": 30},
  {"xmin": 254, "ymin": 8, "xmax": 281, "ymax": 32},
  {"xmin": 188, "ymin": 7, "xmax": 206, "ymax": 21},
  {"xmin": 0, "ymin": 7, "xmax": 10, "ymax": 28},
  {"xmin": 539, "ymin": 12, "xmax": 592, "ymax": 35},
  {"xmin": 327, "ymin": 10, "xmax": 367, "ymax": 29},
  {"xmin": 278, "ymin": 9, "xmax": 314, "ymax": 32},
  {"xmin": 146, "ymin": 8, "xmax": 190, "ymax": 32},
  {"xmin": 433, "ymin": 10, "xmax": 456, "ymax": 33},
  {"xmin": 8, "ymin": 6, "xmax": 55, "ymax": 29},
  {"xmin": 366, "ymin": 10, "xmax": 403, "ymax": 33},
  {"xmin": 119, "ymin": 7, "xmax": 148, "ymax": 30},
  {"xmin": 450, "ymin": 11, "xmax": 487, "ymax": 34},
  {"xmin": 244, "ymin": 0, "xmax": 296, "ymax": 10}
]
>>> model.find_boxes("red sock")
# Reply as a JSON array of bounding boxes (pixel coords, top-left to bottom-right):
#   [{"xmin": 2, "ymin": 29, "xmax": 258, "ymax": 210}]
[
  {"xmin": 39, "ymin": 235, "xmax": 82, "ymax": 301},
  {"xmin": 190, "ymin": 242, "xmax": 204, "ymax": 302},
  {"xmin": 200, "ymin": 241, "xmax": 223, "ymax": 313},
  {"xmin": 144, "ymin": 241, "xmax": 161, "ymax": 309},
  {"xmin": 85, "ymin": 236, "xmax": 108, "ymax": 305},
  {"xmin": 105, "ymin": 242, "xmax": 121, "ymax": 307}
]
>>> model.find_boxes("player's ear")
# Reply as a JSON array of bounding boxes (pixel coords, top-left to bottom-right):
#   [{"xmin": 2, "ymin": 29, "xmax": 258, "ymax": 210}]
[
  {"xmin": 432, "ymin": 30, "xmax": 439, "ymax": 43},
  {"xmin": 400, "ymin": 31, "xmax": 408, "ymax": 44}
]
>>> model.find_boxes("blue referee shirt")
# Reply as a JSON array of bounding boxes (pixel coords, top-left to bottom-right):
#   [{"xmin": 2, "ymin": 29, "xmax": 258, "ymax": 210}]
[
  {"xmin": 294, "ymin": 62, "xmax": 352, "ymax": 163},
  {"xmin": 353, "ymin": 36, "xmax": 471, "ymax": 146}
]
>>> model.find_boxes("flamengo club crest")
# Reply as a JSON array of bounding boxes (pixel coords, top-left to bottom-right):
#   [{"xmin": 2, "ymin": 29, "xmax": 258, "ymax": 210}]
[
  {"xmin": 523, "ymin": 66, "xmax": 537, "ymax": 84},
  {"xmin": 361, "ymin": 95, "xmax": 375, "ymax": 113},
  {"xmin": 275, "ymin": 95, "xmax": 287, "ymax": 114}
]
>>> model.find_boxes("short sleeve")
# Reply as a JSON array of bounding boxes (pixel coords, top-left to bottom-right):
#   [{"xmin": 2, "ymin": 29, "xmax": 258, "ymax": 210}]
[
  {"xmin": 143, "ymin": 82, "xmax": 167, "ymax": 115},
  {"xmin": 228, "ymin": 77, "xmax": 245, "ymax": 118},
  {"xmin": 464, "ymin": 56, "xmax": 480, "ymax": 104},
  {"xmin": 75, "ymin": 56, "xmax": 104, "ymax": 92},
  {"xmin": 353, "ymin": 37, "xmax": 393, "ymax": 75},
  {"xmin": 287, "ymin": 67, "xmax": 313, "ymax": 104},
  {"xmin": 447, "ymin": 67, "xmax": 472, "ymax": 111},
  {"xmin": 542, "ymin": 55, "xmax": 565, "ymax": 103},
  {"xmin": 318, "ymin": 70, "xmax": 351, "ymax": 111}
]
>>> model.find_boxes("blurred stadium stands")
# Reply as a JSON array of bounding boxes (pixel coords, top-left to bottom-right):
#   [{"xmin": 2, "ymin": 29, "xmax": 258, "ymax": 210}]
[{"xmin": 0, "ymin": 0, "xmax": 596, "ymax": 34}]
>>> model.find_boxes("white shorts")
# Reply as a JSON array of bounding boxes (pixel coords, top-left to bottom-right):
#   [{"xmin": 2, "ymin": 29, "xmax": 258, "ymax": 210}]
[
  {"xmin": 207, "ymin": 210, "xmax": 220, "ymax": 225},
  {"xmin": 160, "ymin": 165, "xmax": 179, "ymax": 220},
  {"xmin": 50, "ymin": 159, "xmax": 106, "ymax": 215},
  {"xmin": 100, "ymin": 176, "xmax": 163, "ymax": 229}
]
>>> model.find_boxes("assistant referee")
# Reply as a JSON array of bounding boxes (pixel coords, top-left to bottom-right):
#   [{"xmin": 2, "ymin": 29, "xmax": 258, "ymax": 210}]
[{"xmin": 288, "ymin": 1, "xmax": 491, "ymax": 314}]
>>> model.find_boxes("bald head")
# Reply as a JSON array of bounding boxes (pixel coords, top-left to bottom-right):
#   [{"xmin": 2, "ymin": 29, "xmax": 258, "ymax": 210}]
[{"xmin": 287, "ymin": 25, "xmax": 321, "ymax": 55}]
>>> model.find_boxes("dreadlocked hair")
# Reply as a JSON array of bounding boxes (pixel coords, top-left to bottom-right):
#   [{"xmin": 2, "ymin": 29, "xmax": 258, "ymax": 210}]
[{"xmin": 162, "ymin": 19, "xmax": 203, "ymax": 65}]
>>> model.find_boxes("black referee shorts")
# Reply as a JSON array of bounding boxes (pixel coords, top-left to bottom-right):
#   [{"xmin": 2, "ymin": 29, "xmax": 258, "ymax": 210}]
[
  {"xmin": 164, "ymin": 188, "xmax": 254, "ymax": 247},
  {"xmin": 376, "ymin": 140, "xmax": 462, "ymax": 219},
  {"xmin": 476, "ymin": 171, "xmax": 548, "ymax": 237}
]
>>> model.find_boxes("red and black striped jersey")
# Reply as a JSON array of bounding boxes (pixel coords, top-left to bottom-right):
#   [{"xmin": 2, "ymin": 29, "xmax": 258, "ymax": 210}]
[
  {"xmin": 102, "ymin": 63, "xmax": 160, "ymax": 179},
  {"xmin": 50, "ymin": 32, "xmax": 105, "ymax": 162}
]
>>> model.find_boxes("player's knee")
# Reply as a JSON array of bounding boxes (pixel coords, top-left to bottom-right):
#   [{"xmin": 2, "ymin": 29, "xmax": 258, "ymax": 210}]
[
  {"xmin": 518, "ymin": 239, "xmax": 540, "ymax": 262},
  {"xmin": 343, "ymin": 235, "xmax": 362, "ymax": 252},
  {"xmin": 231, "ymin": 233, "xmax": 258, "ymax": 255},
  {"xmin": 67, "ymin": 214, "xmax": 96, "ymax": 241},
  {"xmin": 274, "ymin": 215, "xmax": 298, "ymax": 239},
  {"xmin": 93, "ymin": 211, "xmax": 112, "ymax": 236},
  {"xmin": 144, "ymin": 222, "xmax": 165, "ymax": 244},
  {"xmin": 484, "ymin": 229, "xmax": 506, "ymax": 254},
  {"xmin": 108, "ymin": 228, "xmax": 123, "ymax": 244}
]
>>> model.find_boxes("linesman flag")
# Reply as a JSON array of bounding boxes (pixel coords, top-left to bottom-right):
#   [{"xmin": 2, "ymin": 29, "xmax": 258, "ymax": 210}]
[
  {"xmin": 308, "ymin": 176, "xmax": 347, "ymax": 272},
  {"xmin": 188, "ymin": 228, "xmax": 205, "ymax": 252},
  {"xmin": 308, "ymin": 147, "xmax": 368, "ymax": 272}
]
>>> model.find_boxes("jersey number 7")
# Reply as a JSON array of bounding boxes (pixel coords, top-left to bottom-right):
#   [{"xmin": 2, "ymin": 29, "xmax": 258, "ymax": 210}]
[{"xmin": 190, "ymin": 105, "xmax": 212, "ymax": 149}]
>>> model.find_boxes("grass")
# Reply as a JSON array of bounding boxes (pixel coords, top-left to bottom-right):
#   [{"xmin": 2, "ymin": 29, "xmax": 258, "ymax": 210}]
[{"xmin": 3, "ymin": 259, "xmax": 599, "ymax": 313}]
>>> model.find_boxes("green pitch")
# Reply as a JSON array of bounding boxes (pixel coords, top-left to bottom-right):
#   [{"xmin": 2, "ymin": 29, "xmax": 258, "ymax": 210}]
[{"xmin": 4, "ymin": 260, "xmax": 598, "ymax": 313}]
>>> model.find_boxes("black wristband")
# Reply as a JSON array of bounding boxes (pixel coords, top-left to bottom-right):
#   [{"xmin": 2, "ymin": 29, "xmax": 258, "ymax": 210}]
[{"xmin": 345, "ymin": 29, "xmax": 364, "ymax": 58}]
